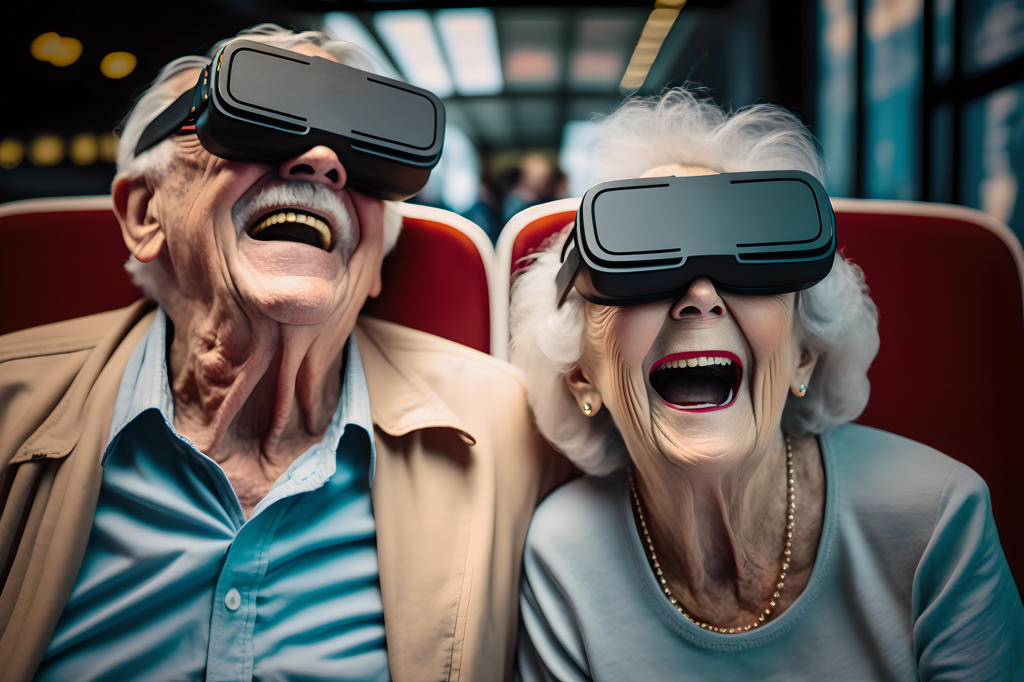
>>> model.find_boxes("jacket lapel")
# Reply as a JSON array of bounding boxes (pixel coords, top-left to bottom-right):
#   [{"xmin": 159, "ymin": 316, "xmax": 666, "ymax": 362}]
[
  {"xmin": 356, "ymin": 319, "xmax": 478, "ymax": 681},
  {"xmin": 11, "ymin": 301, "xmax": 155, "ymax": 465}
]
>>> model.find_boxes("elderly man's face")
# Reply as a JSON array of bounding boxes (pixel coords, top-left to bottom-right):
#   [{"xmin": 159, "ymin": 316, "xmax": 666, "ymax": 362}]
[
  {"xmin": 137, "ymin": 44, "xmax": 385, "ymax": 327},
  {"xmin": 571, "ymin": 164, "xmax": 815, "ymax": 472}
]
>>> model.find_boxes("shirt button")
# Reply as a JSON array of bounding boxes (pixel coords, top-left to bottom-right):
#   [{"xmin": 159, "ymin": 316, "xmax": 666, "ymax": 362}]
[{"xmin": 224, "ymin": 588, "xmax": 241, "ymax": 611}]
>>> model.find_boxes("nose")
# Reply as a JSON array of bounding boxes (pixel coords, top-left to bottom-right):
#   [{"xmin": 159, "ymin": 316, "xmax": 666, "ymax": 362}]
[
  {"xmin": 670, "ymin": 277, "xmax": 725, "ymax": 320},
  {"xmin": 278, "ymin": 146, "xmax": 347, "ymax": 190}
]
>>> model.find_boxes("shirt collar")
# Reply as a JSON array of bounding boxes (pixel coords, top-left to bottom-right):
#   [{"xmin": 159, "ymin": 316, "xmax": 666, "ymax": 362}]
[
  {"xmin": 104, "ymin": 308, "xmax": 377, "ymax": 482},
  {"xmin": 105, "ymin": 307, "xmax": 173, "ymax": 450}
]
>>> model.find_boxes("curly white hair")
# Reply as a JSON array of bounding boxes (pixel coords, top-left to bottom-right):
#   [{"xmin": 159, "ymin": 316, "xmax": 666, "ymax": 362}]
[{"xmin": 509, "ymin": 87, "xmax": 880, "ymax": 475}]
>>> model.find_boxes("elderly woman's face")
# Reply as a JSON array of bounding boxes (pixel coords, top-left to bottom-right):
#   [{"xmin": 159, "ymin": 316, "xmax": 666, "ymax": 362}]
[{"xmin": 569, "ymin": 164, "xmax": 816, "ymax": 469}]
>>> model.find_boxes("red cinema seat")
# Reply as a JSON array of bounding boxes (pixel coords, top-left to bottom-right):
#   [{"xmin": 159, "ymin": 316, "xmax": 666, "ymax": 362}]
[
  {"xmin": 495, "ymin": 197, "xmax": 1024, "ymax": 587},
  {"xmin": 0, "ymin": 196, "xmax": 140, "ymax": 335},
  {"xmin": 362, "ymin": 202, "xmax": 495, "ymax": 354},
  {"xmin": 0, "ymin": 197, "xmax": 495, "ymax": 354}
]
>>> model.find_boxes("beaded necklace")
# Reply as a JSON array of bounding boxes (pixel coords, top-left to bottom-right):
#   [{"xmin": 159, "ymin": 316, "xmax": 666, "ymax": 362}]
[{"xmin": 628, "ymin": 436, "xmax": 795, "ymax": 634}]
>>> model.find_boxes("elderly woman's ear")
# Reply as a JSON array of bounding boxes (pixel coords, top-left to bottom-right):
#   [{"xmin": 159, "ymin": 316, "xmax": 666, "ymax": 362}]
[
  {"xmin": 565, "ymin": 367, "xmax": 603, "ymax": 417},
  {"xmin": 790, "ymin": 345, "xmax": 818, "ymax": 398},
  {"xmin": 113, "ymin": 173, "xmax": 165, "ymax": 263}
]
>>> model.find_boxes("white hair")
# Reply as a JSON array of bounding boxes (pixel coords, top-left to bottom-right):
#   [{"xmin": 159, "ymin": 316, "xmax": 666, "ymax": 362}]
[
  {"xmin": 117, "ymin": 23, "xmax": 403, "ymax": 300},
  {"xmin": 509, "ymin": 87, "xmax": 880, "ymax": 475}
]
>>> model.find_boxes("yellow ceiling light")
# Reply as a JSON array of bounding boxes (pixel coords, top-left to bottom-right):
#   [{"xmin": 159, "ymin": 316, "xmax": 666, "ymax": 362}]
[
  {"xmin": 70, "ymin": 133, "xmax": 99, "ymax": 165},
  {"xmin": 648, "ymin": 8, "xmax": 681, "ymax": 27},
  {"xmin": 100, "ymin": 51, "xmax": 137, "ymax": 79},
  {"xmin": 31, "ymin": 32, "xmax": 82, "ymax": 67},
  {"xmin": 29, "ymin": 134, "xmax": 65, "ymax": 166},
  {"xmin": 633, "ymin": 43, "xmax": 661, "ymax": 59},
  {"xmin": 49, "ymin": 37, "xmax": 82, "ymax": 67},
  {"xmin": 30, "ymin": 32, "xmax": 61, "ymax": 61},
  {"xmin": 620, "ymin": 74, "xmax": 647, "ymax": 90},
  {"xmin": 99, "ymin": 132, "xmax": 119, "ymax": 163},
  {"xmin": 620, "ymin": 3, "xmax": 685, "ymax": 92},
  {"xmin": 0, "ymin": 139, "xmax": 25, "ymax": 169}
]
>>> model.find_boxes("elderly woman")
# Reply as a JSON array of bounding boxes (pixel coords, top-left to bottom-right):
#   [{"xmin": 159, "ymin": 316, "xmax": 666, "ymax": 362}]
[{"xmin": 510, "ymin": 88, "xmax": 1023, "ymax": 680}]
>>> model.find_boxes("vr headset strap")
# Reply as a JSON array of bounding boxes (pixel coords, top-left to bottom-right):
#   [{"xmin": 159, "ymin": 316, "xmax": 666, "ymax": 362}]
[
  {"xmin": 134, "ymin": 70, "xmax": 207, "ymax": 157},
  {"xmin": 555, "ymin": 238, "xmax": 582, "ymax": 306}
]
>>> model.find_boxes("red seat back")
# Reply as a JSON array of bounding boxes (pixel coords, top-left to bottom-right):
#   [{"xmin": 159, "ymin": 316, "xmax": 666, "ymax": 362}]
[
  {"xmin": 363, "ymin": 203, "xmax": 494, "ymax": 353},
  {"xmin": 0, "ymin": 197, "xmax": 139, "ymax": 335},
  {"xmin": 0, "ymin": 197, "xmax": 494, "ymax": 353},
  {"xmin": 496, "ymin": 197, "xmax": 1024, "ymax": 585}
]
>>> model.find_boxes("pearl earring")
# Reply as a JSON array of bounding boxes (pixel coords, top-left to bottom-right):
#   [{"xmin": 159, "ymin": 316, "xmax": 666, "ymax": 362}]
[{"xmin": 582, "ymin": 402, "xmax": 593, "ymax": 416}]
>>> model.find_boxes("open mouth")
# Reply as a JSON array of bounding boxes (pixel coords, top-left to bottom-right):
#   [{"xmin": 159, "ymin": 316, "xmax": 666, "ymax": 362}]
[
  {"xmin": 649, "ymin": 351, "xmax": 743, "ymax": 412},
  {"xmin": 247, "ymin": 208, "xmax": 333, "ymax": 251}
]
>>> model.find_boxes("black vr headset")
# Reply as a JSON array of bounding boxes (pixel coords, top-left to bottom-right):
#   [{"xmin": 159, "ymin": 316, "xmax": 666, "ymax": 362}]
[
  {"xmin": 135, "ymin": 39, "xmax": 446, "ymax": 201},
  {"xmin": 556, "ymin": 170, "xmax": 836, "ymax": 306}
]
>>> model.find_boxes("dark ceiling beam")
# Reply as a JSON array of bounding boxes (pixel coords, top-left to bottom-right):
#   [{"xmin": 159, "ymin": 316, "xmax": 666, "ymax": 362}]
[
  {"xmin": 217, "ymin": 0, "xmax": 733, "ymax": 11},
  {"xmin": 555, "ymin": 9, "xmax": 575, "ymax": 156}
]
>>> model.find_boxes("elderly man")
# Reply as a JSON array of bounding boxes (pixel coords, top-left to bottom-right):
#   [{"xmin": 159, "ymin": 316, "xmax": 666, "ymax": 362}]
[{"xmin": 0, "ymin": 25, "xmax": 565, "ymax": 681}]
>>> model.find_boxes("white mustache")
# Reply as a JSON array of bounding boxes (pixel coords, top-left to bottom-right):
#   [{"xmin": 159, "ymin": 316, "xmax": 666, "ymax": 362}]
[{"xmin": 232, "ymin": 182, "xmax": 357, "ymax": 255}]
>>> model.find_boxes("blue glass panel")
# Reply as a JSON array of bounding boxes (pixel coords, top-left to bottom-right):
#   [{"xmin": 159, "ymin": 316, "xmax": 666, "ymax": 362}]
[
  {"xmin": 933, "ymin": 0, "xmax": 954, "ymax": 82},
  {"xmin": 962, "ymin": 0, "xmax": 1024, "ymax": 76},
  {"xmin": 962, "ymin": 83, "xmax": 1024, "ymax": 245},
  {"xmin": 929, "ymin": 104, "xmax": 954, "ymax": 202},
  {"xmin": 817, "ymin": 0, "xmax": 858, "ymax": 197},
  {"xmin": 865, "ymin": 0, "xmax": 922, "ymax": 200}
]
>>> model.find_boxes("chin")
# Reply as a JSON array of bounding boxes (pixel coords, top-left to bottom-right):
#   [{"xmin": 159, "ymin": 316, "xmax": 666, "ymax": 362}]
[
  {"xmin": 251, "ymin": 277, "xmax": 343, "ymax": 326},
  {"xmin": 651, "ymin": 408, "xmax": 760, "ymax": 470}
]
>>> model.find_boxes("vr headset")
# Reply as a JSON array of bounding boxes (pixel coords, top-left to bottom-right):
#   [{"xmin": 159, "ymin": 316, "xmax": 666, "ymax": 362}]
[
  {"xmin": 556, "ymin": 170, "xmax": 835, "ymax": 306},
  {"xmin": 135, "ymin": 39, "xmax": 446, "ymax": 201}
]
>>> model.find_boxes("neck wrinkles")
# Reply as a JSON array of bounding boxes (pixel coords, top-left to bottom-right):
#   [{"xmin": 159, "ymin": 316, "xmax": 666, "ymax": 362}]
[
  {"xmin": 165, "ymin": 295, "xmax": 347, "ymax": 467},
  {"xmin": 631, "ymin": 431, "xmax": 791, "ymax": 613}
]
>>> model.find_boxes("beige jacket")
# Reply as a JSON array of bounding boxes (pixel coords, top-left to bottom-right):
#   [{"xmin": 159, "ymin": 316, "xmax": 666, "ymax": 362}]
[{"xmin": 0, "ymin": 301, "xmax": 567, "ymax": 681}]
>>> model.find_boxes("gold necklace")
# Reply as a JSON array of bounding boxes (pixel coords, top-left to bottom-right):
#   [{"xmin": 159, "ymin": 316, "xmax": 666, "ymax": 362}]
[{"xmin": 628, "ymin": 436, "xmax": 795, "ymax": 634}]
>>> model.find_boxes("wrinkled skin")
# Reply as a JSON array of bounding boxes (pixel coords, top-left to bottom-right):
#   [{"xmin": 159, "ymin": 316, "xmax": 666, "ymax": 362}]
[
  {"xmin": 112, "ymin": 45, "xmax": 386, "ymax": 516},
  {"xmin": 565, "ymin": 164, "xmax": 826, "ymax": 626}
]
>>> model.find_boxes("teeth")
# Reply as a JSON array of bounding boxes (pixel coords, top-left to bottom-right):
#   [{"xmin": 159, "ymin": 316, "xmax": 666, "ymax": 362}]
[
  {"xmin": 657, "ymin": 356, "xmax": 734, "ymax": 371},
  {"xmin": 249, "ymin": 210, "xmax": 332, "ymax": 250}
]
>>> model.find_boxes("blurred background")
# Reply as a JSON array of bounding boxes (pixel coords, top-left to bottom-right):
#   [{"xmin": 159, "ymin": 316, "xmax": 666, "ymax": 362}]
[{"xmin": 1, "ymin": 0, "xmax": 1022, "ymax": 245}]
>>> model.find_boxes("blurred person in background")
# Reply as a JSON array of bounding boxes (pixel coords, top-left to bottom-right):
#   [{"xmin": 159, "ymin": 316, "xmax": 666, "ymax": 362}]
[{"xmin": 502, "ymin": 152, "xmax": 567, "ymax": 227}]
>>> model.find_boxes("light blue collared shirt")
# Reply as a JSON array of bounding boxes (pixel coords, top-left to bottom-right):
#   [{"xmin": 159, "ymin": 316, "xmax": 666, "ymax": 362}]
[{"xmin": 39, "ymin": 309, "xmax": 389, "ymax": 681}]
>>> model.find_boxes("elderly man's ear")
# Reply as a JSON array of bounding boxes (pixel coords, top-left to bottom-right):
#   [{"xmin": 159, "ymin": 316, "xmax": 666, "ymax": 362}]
[
  {"xmin": 565, "ymin": 367, "xmax": 603, "ymax": 417},
  {"xmin": 112, "ymin": 175, "xmax": 165, "ymax": 263}
]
